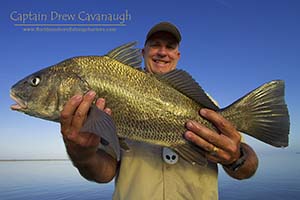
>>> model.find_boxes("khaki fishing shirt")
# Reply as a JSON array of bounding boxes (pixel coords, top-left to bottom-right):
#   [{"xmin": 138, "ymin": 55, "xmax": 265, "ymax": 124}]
[{"xmin": 112, "ymin": 139, "xmax": 218, "ymax": 200}]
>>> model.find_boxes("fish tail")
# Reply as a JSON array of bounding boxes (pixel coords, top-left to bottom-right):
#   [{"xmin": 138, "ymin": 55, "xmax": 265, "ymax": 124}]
[{"xmin": 220, "ymin": 80, "xmax": 290, "ymax": 147}]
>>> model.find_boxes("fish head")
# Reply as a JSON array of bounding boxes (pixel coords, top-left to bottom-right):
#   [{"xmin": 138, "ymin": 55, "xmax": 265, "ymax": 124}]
[{"xmin": 10, "ymin": 59, "xmax": 90, "ymax": 122}]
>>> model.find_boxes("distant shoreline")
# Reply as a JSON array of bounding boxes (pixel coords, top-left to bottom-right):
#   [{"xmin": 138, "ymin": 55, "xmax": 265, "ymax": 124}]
[{"xmin": 0, "ymin": 159, "xmax": 69, "ymax": 162}]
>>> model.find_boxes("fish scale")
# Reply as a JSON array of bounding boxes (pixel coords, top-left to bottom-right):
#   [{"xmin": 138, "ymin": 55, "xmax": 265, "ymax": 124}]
[{"xmin": 72, "ymin": 56, "xmax": 200, "ymax": 146}]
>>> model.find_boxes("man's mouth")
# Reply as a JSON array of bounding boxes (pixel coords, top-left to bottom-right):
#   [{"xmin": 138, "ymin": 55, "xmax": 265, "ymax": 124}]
[
  {"xmin": 10, "ymin": 91, "xmax": 27, "ymax": 111},
  {"xmin": 153, "ymin": 59, "xmax": 169, "ymax": 65}
]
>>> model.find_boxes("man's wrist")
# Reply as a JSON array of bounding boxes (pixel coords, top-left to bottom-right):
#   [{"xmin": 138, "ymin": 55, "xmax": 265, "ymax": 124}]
[
  {"xmin": 223, "ymin": 144, "xmax": 247, "ymax": 172},
  {"xmin": 223, "ymin": 143, "xmax": 258, "ymax": 179}
]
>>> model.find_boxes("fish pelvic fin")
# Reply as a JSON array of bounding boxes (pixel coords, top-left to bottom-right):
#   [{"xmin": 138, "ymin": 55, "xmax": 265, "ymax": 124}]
[
  {"xmin": 80, "ymin": 105, "xmax": 121, "ymax": 161},
  {"xmin": 119, "ymin": 138, "xmax": 130, "ymax": 152},
  {"xmin": 173, "ymin": 143, "xmax": 208, "ymax": 166},
  {"xmin": 221, "ymin": 80, "xmax": 290, "ymax": 147},
  {"xmin": 106, "ymin": 41, "xmax": 142, "ymax": 70}
]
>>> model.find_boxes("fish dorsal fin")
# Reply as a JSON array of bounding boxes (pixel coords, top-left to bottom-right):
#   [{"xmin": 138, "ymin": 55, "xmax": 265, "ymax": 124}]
[
  {"xmin": 155, "ymin": 69, "xmax": 220, "ymax": 110},
  {"xmin": 106, "ymin": 42, "xmax": 142, "ymax": 69}
]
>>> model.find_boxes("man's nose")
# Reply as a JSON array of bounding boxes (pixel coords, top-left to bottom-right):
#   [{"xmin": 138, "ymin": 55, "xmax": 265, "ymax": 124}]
[{"xmin": 157, "ymin": 47, "xmax": 167, "ymax": 56}]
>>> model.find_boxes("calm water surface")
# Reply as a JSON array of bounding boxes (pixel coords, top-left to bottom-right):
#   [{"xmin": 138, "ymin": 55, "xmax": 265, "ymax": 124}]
[
  {"xmin": 0, "ymin": 152, "xmax": 299, "ymax": 200},
  {"xmin": 0, "ymin": 160, "xmax": 114, "ymax": 200}
]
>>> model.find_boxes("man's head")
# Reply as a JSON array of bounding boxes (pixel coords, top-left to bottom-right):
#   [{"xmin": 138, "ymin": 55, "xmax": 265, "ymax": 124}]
[{"xmin": 142, "ymin": 22, "xmax": 181, "ymax": 74}]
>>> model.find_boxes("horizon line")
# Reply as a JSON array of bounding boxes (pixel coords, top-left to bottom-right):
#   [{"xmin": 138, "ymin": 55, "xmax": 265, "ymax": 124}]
[{"xmin": 0, "ymin": 158, "xmax": 69, "ymax": 162}]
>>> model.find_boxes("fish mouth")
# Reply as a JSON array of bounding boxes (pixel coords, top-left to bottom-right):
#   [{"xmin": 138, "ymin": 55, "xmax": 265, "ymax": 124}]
[{"xmin": 10, "ymin": 91, "xmax": 28, "ymax": 111}]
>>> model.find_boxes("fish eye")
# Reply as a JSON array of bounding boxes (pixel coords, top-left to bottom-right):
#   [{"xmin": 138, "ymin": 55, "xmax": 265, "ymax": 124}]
[{"xmin": 30, "ymin": 76, "xmax": 41, "ymax": 87}]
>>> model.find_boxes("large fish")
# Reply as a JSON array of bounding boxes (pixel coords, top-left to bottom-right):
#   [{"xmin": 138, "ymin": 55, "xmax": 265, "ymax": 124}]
[{"xmin": 10, "ymin": 42, "xmax": 290, "ymax": 165}]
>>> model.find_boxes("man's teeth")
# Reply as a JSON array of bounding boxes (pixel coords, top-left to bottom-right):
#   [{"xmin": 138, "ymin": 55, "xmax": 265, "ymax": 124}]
[{"xmin": 155, "ymin": 60, "xmax": 167, "ymax": 64}]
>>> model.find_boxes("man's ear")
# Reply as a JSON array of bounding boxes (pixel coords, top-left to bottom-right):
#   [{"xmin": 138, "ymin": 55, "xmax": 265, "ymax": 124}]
[{"xmin": 142, "ymin": 48, "xmax": 145, "ymax": 57}]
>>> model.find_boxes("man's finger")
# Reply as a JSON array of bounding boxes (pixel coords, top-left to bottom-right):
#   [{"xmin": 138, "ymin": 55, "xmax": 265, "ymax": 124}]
[
  {"xmin": 185, "ymin": 120, "xmax": 231, "ymax": 149},
  {"xmin": 185, "ymin": 131, "xmax": 229, "ymax": 161},
  {"xmin": 72, "ymin": 91, "xmax": 96, "ymax": 131},
  {"xmin": 96, "ymin": 98, "xmax": 112, "ymax": 115},
  {"xmin": 104, "ymin": 108, "xmax": 112, "ymax": 116},
  {"xmin": 60, "ymin": 95, "xmax": 83, "ymax": 135},
  {"xmin": 96, "ymin": 98, "xmax": 106, "ymax": 110},
  {"xmin": 199, "ymin": 109, "xmax": 238, "ymax": 138},
  {"xmin": 185, "ymin": 130, "xmax": 217, "ymax": 153}
]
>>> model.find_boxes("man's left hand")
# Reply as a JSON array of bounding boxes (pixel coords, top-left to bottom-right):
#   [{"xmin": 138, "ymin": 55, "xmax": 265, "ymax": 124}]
[{"xmin": 184, "ymin": 108, "xmax": 241, "ymax": 165}]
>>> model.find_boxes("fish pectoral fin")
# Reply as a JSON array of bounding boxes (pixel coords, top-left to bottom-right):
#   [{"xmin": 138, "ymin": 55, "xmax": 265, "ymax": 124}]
[
  {"xmin": 154, "ymin": 69, "xmax": 219, "ymax": 111},
  {"xmin": 80, "ymin": 105, "xmax": 120, "ymax": 161},
  {"xmin": 173, "ymin": 143, "xmax": 208, "ymax": 166}
]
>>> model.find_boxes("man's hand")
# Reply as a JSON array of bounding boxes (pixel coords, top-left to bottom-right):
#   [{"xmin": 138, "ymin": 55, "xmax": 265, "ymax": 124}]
[
  {"xmin": 184, "ymin": 108, "xmax": 258, "ymax": 179},
  {"xmin": 60, "ymin": 91, "xmax": 112, "ymax": 160},
  {"xmin": 184, "ymin": 108, "xmax": 241, "ymax": 165},
  {"xmin": 60, "ymin": 91, "xmax": 117, "ymax": 183}
]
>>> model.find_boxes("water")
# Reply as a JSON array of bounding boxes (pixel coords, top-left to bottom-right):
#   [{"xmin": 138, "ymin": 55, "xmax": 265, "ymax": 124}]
[
  {"xmin": 0, "ymin": 152, "xmax": 299, "ymax": 200},
  {"xmin": 0, "ymin": 161, "xmax": 114, "ymax": 200},
  {"xmin": 218, "ymin": 152, "xmax": 300, "ymax": 200}
]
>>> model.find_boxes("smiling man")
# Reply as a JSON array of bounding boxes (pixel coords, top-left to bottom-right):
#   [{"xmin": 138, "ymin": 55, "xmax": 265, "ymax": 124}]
[
  {"xmin": 143, "ymin": 28, "xmax": 181, "ymax": 74},
  {"xmin": 60, "ymin": 22, "xmax": 258, "ymax": 200}
]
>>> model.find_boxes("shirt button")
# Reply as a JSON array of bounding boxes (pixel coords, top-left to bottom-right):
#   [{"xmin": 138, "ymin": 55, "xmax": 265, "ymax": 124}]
[{"xmin": 162, "ymin": 147, "xmax": 178, "ymax": 165}]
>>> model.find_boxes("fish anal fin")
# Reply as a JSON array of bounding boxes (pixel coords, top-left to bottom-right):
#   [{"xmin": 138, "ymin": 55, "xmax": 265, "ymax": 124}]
[
  {"xmin": 119, "ymin": 138, "xmax": 130, "ymax": 152},
  {"xmin": 173, "ymin": 143, "xmax": 208, "ymax": 166}
]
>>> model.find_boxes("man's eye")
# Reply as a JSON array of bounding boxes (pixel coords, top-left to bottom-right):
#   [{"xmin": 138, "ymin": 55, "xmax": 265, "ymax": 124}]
[
  {"xmin": 166, "ymin": 44, "xmax": 177, "ymax": 49},
  {"xmin": 150, "ymin": 43, "xmax": 160, "ymax": 47}
]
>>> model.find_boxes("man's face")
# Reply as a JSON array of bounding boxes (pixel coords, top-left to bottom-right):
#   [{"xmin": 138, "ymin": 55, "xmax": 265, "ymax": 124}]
[{"xmin": 142, "ymin": 32, "xmax": 181, "ymax": 74}]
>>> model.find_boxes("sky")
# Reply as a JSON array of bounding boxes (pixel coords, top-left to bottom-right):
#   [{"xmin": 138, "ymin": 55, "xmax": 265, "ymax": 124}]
[{"xmin": 0, "ymin": 0, "xmax": 299, "ymax": 159}]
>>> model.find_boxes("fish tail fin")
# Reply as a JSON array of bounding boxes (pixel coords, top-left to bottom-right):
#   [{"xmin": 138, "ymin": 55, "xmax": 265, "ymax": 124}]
[{"xmin": 221, "ymin": 80, "xmax": 290, "ymax": 147}]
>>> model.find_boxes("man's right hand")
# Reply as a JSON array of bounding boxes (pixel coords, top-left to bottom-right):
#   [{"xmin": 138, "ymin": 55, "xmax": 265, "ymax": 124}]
[
  {"xmin": 60, "ymin": 91, "xmax": 112, "ymax": 161},
  {"xmin": 59, "ymin": 91, "xmax": 117, "ymax": 183}
]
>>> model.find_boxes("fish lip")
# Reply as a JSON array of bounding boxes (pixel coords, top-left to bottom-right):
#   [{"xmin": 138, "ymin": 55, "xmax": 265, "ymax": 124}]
[{"xmin": 10, "ymin": 90, "xmax": 27, "ymax": 111}]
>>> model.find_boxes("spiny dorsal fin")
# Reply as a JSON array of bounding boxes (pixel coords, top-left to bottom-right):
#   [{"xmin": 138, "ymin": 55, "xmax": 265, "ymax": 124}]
[
  {"xmin": 155, "ymin": 69, "xmax": 220, "ymax": 110},
  {"xmin": 106, "ymin": 42, "xmax": 142, "ymax": 69}
]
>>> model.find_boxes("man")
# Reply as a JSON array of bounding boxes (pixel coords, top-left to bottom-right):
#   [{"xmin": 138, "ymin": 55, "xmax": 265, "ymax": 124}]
[{"xmin": 60, "ymin": 22, "xmax": 258, "ymax": 199}]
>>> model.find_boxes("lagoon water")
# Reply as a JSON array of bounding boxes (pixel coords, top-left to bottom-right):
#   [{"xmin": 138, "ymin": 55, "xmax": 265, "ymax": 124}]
[{"xmin": 0, "ymin": 152, "xmax": 299, "ymax": 200}]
